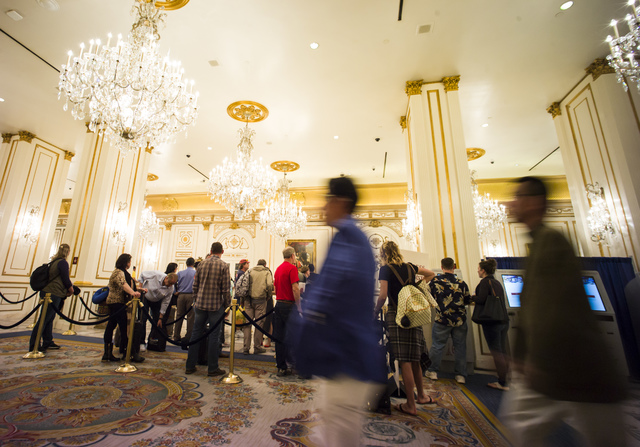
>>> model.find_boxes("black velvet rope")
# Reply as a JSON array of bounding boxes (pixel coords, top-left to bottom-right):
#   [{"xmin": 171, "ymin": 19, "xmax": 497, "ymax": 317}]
[
  {"xmin": 77, "ymin": 295, "xmax": 107, "ymax": 318},
  {"xmin": 224, "ymin": 308, "xmax": 274, "ymax": 327},
  {"xmin": 0, "ymin": 290, "xmax": 38, "ymax": 305},
  {"xmin": 50, "ymin": 300, "xmax": 127, "ymax": 326},
  {"xmin": 140, "ymin": 305, "xmax": 225, "ymax": 347},
  {"xmin": 0, "ymin": 301, "xmax": 43, "ymax": 329},
  {"xmin": 162, "ymin": 305, "xmax": 193, "ymax": 327},
  {"xmin": 239, "ymin": 308, "xmax": 283, "ymax": 344}
]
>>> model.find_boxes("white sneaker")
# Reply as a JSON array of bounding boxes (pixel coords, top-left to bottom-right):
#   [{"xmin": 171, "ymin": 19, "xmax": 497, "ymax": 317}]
[
  {"xmin": 455, "ymin": 375, "xmax": 466, "ymax": 384},
  {"xmin": 426, "ymin": 371, "xmax": 438, "ymax": 380},
  {"xmin": 140, "ymin": 343, "xmax": 147, "ymax": 352}
]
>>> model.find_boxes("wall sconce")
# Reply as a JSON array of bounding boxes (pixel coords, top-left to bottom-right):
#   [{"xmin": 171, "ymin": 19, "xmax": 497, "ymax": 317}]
[
  {"xmin": 21, "ymin": 206, "xmax": 40, "ymax": 245},
  {"xmin": 111, "ymin": 201, "xmax": 128, "ymax": 245},
  {"xmin": 586, "ymin": 183, "xmax": 616, "ymax": 245},
  {"xmin": 402, "ymin": 189, "xmax": 423, "ymax": 248}
]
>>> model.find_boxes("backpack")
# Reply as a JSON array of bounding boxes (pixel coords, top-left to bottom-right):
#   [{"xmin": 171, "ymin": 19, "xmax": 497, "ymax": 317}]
[
  {"xmin": 30, "ymin": 260, "xmax": 60, "ymax": 292},
  {"xmin": 92, "ymin": 286, "xmax": 109, "ymax": 304},
  {"xmin": 389, "ymin": 264, "xmax": 436, "ymax": 328},
  {"xmin": 235, "ymin": 272, "xmax": 252, "ymax": 299}
]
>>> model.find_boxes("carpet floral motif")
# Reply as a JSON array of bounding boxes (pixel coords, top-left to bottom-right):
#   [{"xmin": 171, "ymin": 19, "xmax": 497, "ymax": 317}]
[
  {"xmin": 0, "ymin": 369, "xmax": 203, "ymax": 446},
  {"xmin": 263, "ymin": 379, "xmax": 316, "ymax": 405}
]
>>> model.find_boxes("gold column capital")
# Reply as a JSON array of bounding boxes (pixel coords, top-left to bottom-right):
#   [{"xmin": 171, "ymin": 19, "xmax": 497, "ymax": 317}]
[
  {"xmin": 547, "ymin": 102, "xmax": 562, "ymax": 118},
  {"xmin": 2, "ymin": 133, "xmax": 15, "ymax": 144},
  {"xmin": 164, "ymin": 223, "xmax": 173, "ymax": 231},
  {"xmin": 144, "ymin": 142, "xmax": 154, "ymax": 154},
  {"xmin": 585, "ymin": 58, "xmax": 615, "ymax": 81},
  {"xmin": 85, "ymin": 122, "xmax": 94, "ymax": 133},
  {"xmin": 442, "ymin": 75, "xmax": 461, "ymax": 92},
  {"xmin": 405, "ymin": 80, "xmax": 423, "ymax": 96},
  {"xmin": 64, "ymin": 151, "xmax": 75, "ymax": 161},
  {"xmin": 202, "ymin": 222, "xmax": 211, "ymax": 231},
  {"xmin": 400, "ymin": 116, "xmax": 407, "ymax": 130},
  {"xmin": 18, "ymin": 131, "xmax": 36, "ymax": 143}
]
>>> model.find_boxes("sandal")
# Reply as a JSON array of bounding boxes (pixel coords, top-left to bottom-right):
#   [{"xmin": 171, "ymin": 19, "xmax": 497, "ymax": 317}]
[
  {"xmin": 394, "ymin": 403, "xmax": 418, "ymax": 416},
  {"xmin": 416, "ymin": 395, "xmax": 436, "ymax": 405}
]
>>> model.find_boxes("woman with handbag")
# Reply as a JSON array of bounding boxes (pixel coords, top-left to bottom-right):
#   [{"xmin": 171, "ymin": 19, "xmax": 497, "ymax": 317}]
[
  {"xmin": 102, "ymin": 253, "xmax": 143, "ymax": 362},
  {"xmin": 472, "ymin": 258, "xmax": 510, "ymax": 390},
  {"xmin": 374, "ymin": 241, "xmax": 437, "ymax": 416}
]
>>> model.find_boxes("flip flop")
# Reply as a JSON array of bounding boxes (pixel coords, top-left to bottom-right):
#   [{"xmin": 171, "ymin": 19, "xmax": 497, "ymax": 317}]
[
  {"xmin": 394, "ymin": 403, "xmax": 418, "ymax": 416},
  {"xmin": 416, "ymin": 395, "xmax": 436, "ymax": 405}
]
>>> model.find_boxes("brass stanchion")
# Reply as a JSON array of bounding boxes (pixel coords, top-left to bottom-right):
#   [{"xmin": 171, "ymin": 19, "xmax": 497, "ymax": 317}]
[
  {"xmin": 62, "ymin": 293, "xmax": 79, "ymax": 336},
  {"xmin": 27, "ymin": 300, "xmax": 39, "ymax": 329},
  {"xmin": 115, "ymin": 296, "xmax": 141, "ymax": 373},
  {"xmin": 220, "ymin": 298, "xmax": 243, "ymax": 384},
  {"xmin": 23, "ymin": 293, "xmax": 50, "ymax": 359}
]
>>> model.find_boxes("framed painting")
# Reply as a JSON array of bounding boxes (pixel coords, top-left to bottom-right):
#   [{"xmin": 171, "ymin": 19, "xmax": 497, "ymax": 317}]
[{"xmin": 286, "ymin": 239, "xmax": 316, "ymax": 268}]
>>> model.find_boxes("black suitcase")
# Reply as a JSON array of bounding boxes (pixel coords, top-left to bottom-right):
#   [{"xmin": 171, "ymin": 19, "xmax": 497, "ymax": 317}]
[{"xmin": 147, "ymin": 326, "xmax": 167, "ymax": 352}]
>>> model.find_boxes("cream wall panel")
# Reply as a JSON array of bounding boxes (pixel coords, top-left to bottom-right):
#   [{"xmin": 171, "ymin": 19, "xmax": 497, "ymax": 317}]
[{"xmin": 0, "ymin": 285, "xmax": 30, "ymax": 312}]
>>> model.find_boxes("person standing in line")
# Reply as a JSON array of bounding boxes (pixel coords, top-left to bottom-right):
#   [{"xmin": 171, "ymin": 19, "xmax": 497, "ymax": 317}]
[
  {"xmin": 138, "ymin": 270, "xmax": 178, "ymax": 348},
  {"xmin": 426, "ymin": 257, "xmax": 471, "ymax": 384},
  {"xmin": 273, "ymin": 246, "xmax": 301, "ymax": 376},
  {"xmin": 472, "ymin": 258, "xmax": 510, "ymax": 390},
  {"xmin": 296, "ymin": 177, "xmax": 388, "ymax": 446},
  {"xmin": 374, "ymin": 240, "xmax": 437, "ymax": 416},
  {"xmin": 502, "ymin": 176, "xmax": 627, "ymax": 447},
  {"xmin": 185, "ymin": 242, "xmax": 231, "ymax": 376},
  {"xmin": 243, "ymin": 259, "xmax": 273, "ymax": 355},
  {"xmin": 174, "ymin": 257, "xmax": 197, "ymax": 344},
  {"xmin": 29, "ymin": 243, "xmax": 75, "ymax": 352},
  {"xmin": 103, "ymin": 253, "xmax": 143, "ymax": 362},
  {"xmin": 235, "ymin": 259, "xmax": 249, "ymax": 284}
]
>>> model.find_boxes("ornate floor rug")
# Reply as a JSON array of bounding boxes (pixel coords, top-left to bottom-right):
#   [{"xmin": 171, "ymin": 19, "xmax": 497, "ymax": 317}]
[{"xmin": 0, "ymin": 336, "xmax": 512, "ymax": 446}]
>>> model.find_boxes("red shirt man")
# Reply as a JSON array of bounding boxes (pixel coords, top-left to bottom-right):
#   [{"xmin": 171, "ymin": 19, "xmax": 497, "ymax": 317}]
[{"xmin": 272, "ymin": 246, "xmax": 301, "ymax": 376}]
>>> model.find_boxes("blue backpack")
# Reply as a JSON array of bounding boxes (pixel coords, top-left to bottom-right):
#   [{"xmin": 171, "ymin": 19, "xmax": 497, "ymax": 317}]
[{"xmin": 92, "ymin": 287, "xmax": 109, "ymax": 304}]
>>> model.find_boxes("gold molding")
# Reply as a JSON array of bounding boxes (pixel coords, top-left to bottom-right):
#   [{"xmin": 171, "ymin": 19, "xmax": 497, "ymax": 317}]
[
  {"xmin": 202, "ymin": 222, "xmax": 211, "ymax": 231},
  {"xmin": 585, "ymin": 58, "xmax": 615, "ymax": 81},
  {"xmin": 442, "ymin": 75, "xmax": 461, "ymax": 92},
  {"xmin": 547, "ymin": 102, "xmax": 561, "ymax": 118},
  {"xmin": 405, "ymin": 80, "xmax": 423, "ymax": 96},
  {"xmin": 162, "ymin": 197, "xmax": 179, "ymax": 211},
  {"xmin": 227, "ymin": 101, "xmax": 269, "ymax": 122},
  {"xmin": 399, "ymin": 116, "xmax": 407, "ymax": 130},
  {"xmin": 2, "ymin": 133, "xmax": 14, "ymax": 143},
  {"xmin": 84, "ymin": 122, "xmax": 94, "ymax": 133},
  {"xmin": 18, "ymin": 131, "xmax": 35, "ymax": 143},
  {"xmin": 230, "ymin": 222, "xmax": 240, "ymax": 230},
  {"xmin": 270, "ymin": 161, "xmax": 300, "ymax": 172},
  {"xmin": 64, "ymin": 151, "xmax": 75, "ymax": 161},
  {"xmin": 155, "ymin": 0, "xmax": 190, "ymax": 10},
  {"xmin": 290, "ymin": 191, "xmax": 305, "ymax": 205},
  {"xmin": 466, "ymin": 148, "xmax": 486, "ymax": 161},
  {"xmin": 369, "ymin": 220, "xmax": 383, "ymax": 228},
  {"xmin": 147, "ymin": 173, "xmax": 159, "ymax": 181},
  {"xmin": 165, "ymin": 223, "xmax": 173, "ymax": 230},
  {"xmin": 144, "ymin": 142, "xmax": 154, "ymax": 154}
]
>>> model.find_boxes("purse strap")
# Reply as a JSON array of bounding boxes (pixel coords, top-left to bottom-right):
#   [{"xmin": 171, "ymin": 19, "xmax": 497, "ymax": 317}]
[
  {"xmin": 488, "ymin": 278, "xmax": 496, "ymax": 296},
  {"xmin": 388, "ymin": 264, "xmax": 411, "ymax": 286}
]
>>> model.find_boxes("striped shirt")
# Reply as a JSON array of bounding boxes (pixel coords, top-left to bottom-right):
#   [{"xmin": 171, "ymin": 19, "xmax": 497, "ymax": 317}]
[{"xmin": 193, "ymin": 255, "xmax": 231, "ymax": 311}]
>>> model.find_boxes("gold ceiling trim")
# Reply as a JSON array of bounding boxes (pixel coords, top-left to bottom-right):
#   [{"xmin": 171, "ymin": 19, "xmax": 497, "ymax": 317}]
[
  {"xmin": 2, "ymin": 133, "xmax": 14, "ymax": 143},
  {"xmin": 147, "ymin": 173, "xmax": 159, "ymax": 181},
  {"xmin": 154, "ymin": 0, "xmax": 190, "ymax": 10},
  {"xmin": 227, "ymin": 101, "xmax": 269, "ymax": 123},
  {"xmin": 270, "ymin": 161, "xmax": 300, "ymax": 173},
  {"xmin": 18, "ymin": 131, "xmax": 35, "ymax": 143},
  {"xmin": 585, "ymin": 58, "xmax": 615, "ymax": 81},
  {"xmin": 442, "ymin": 75, "xmax": 461, "ymax": 92},
  {"xmin": 466, "ymin": 148, "xmax": 486, "ymax": 161},
  {"xmin": 405, "ymin": 80, "xmax": 423, "ymax": 96},
  {"xmin": 547, "ymin": 102, "xmax": 561, "ymax": 118}
]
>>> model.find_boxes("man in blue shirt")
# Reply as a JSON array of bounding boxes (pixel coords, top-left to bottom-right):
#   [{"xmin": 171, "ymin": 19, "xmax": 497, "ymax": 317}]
[
  {"xmin": 293, "ymin": 177, "xmax": 385, "ymax": 447},
  {"xmin": 173, "ymin": 257, "xmax": 197, "ymax": 344}
]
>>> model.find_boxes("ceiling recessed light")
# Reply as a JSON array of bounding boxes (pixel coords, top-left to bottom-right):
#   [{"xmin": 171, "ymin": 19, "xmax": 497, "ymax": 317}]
[
  {"xmin": 482, "ymin": 123, "xmax": 489, "ymax": 128},
  {"xmin": 36, "ymin": 0, "xmax": 60, "ymax": 11},
  {"xmin": 310, "ymin": 42, "xmax": 319, "ymax": 50},
  {"xmin": 207, "ymin": 146, "xmax": 212, "ymax": 150},
  {"xmin": 560, "ymin": 1, "xmax": 573, "ymax": 10},
  {"xmin": 334, "ymin": 135, "xmax": 339, "ymax": 139},
  {"xmin": 515, "ymin": 163, "xmax": 519, "ymax": 166},
  {"xmin": 0, "ymin": 98, "xmax": 5, "ymax": 102},
  {"xmin": 5, "ymin": 10, "xmax": 23, "ymax": 21}
]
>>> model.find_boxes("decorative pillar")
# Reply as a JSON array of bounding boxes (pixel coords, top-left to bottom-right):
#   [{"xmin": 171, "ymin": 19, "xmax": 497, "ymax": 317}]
[
  {"xmin": 62, "ymin": 131, "xmax": 152, "ymax": 282},
  {"xmin": 549, "ymin": 59, "xmax": 640, "ymax": 267},
  {"xmin": 404, "ymin": 76, "xmax": 481, "ymax": 283},
  {"xmin": 0, "ymin": 132, "xmax": 73, "ymax": 305}
]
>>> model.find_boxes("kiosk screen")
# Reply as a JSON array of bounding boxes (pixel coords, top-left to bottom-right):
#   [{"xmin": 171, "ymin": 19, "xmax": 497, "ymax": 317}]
[
  {"xmin": 501, "ymin": 274, "xmax": 524, "ymax": 308},
  {"xmin": 582, "ymin": 276, "xmax": 606, "ymax": 312}
]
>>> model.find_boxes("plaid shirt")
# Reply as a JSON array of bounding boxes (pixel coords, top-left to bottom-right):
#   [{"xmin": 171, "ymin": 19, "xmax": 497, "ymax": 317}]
[{"xmin": 193, "ymin": 255, "xmax": 231, "ymax": 311}]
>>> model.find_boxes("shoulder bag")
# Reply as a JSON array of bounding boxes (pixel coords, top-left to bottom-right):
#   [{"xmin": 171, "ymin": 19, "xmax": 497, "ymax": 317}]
[{"xmin": 471, "ymin": 279, "xmax": 508, "ymax": 324}]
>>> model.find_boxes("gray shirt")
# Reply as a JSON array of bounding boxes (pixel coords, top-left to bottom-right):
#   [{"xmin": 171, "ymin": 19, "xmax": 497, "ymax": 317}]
[{"xmin": 139, "ymin": 270, "xmax": 174, "ymax": 315}]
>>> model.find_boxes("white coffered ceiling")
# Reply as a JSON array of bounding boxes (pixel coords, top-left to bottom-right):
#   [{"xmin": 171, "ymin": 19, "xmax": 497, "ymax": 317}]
[{"xmin": 0, "ymin": 0, "xmax": 622, "ymax": 198}]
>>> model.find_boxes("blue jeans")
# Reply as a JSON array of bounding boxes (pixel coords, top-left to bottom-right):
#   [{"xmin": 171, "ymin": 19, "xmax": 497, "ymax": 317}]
[
  {"xmin": 186, "ymin": 305, "xmax": 225, "ymax": 373},
  {"xmin": 428, "ymin": 321, "xmax": 468, "ymax": 377},
  {"xmin": 29, "ymin": 293, "xmax": 63, "ymax": 351}
]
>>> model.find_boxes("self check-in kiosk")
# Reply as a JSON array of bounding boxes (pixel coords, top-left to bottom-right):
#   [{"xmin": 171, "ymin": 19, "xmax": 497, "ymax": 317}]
[{"xmin": 495, "ymin": 269, "xmax": 628, "ymax": 375}]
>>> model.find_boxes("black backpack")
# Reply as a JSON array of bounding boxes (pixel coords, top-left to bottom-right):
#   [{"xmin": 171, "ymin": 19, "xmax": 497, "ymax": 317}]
[{"xmin": 30, "ymin": 260, "xmax": 60, "ymax": 291}]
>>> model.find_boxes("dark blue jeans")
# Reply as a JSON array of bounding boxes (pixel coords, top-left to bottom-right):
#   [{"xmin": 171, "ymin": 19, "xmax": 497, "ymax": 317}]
[
  {"xmin": 29, "ymin": 293, "xmax": 63, "ymax": 351},
  {"xmin": 273, "ymin": 301, "xmax": 295, "ymax": 370},
  {"xmin": 481, "ymin": 322, "xmax": 510, "ymax": 386},
  {"xmin": 186, "ymin": 305, "xmax": 225, "ymax": 373}
]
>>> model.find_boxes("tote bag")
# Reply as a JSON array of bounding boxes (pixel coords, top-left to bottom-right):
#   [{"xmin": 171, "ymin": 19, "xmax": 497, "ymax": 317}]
[
  {"xmin": 471, "ymin": 279, "xmax": 508, "ymax": 324},
  {"xmin": 389, "ymin": 264, "xmax": 434, "ymax": 328}
]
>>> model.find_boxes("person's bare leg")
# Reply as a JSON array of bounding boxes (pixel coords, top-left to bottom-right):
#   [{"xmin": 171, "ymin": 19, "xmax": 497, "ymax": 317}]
[
  {"xmin": 411, "ymin": 362, "xmax": 432, "ymax": 404},
  {"xmin": 399, "ymin": 362, "xmax": 417, "ymax": 414}
]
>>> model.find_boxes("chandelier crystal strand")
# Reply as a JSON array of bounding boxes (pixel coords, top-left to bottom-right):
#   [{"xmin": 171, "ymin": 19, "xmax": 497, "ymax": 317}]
[
  {"xmin": 259, "ymin": 172, "xmax": 307, "ymax": 239},
  {"xmin": 208, "ymin": 122, "xmax": 277, "ymax": 220},
  {"xmin": 58, "ymin": 0, "xmax": 199, "ymax": 155},
  {"xmin": 605, "ymin": 0, "xmax": 640, "ymax": 92},
  {"xmin": 138, "ymin": 205, "xmax": 159, "ymax": 240},
  {"xmin": 21, "ymin": 206, "xmax": 41, "ymax": 245},
  {"xmin": 111, "ymin": 202, "xmax": 128, "ymax": 245},
  {"xmin": 586, "ymin": 183, "xmax": 616, "ymax": 245},
  {"xmin": 471, "ymin": 172, "xmax": 507, "ymax": 237},
  {"xmin": 402, "ymin": 190, "xmax": 422, "ymax": 247}
]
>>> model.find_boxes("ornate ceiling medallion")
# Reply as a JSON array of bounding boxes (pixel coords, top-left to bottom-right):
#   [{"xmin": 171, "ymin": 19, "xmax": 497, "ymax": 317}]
[
  {"xmin": 227, "ymin": 101, "xmax": 269, "ymax": 123},
  {"xmin": 466, "ymin": 148, "xmax": 486, "ymax": 161},
  {"xmin": 270, "ymin": 161, "xmax": 300, "ymax": 172},
  {"xmin": 155, "ymin": 0, "xmax": 190, "ymax": 10},
  {"xmin": 147, "ymin": 173, "xmax": 159, "ymax": 181}
]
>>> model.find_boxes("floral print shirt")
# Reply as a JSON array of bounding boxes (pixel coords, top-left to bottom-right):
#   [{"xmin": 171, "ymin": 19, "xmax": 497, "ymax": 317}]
[{"xmin": 429, "ymin": 273, "xmax": 471, "ymax": 327}]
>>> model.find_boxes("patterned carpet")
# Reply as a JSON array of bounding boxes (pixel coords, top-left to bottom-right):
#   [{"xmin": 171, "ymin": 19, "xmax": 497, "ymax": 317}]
[{"xmin": 0, "ymin": 336, "xmax": 512, "ymax": 446}]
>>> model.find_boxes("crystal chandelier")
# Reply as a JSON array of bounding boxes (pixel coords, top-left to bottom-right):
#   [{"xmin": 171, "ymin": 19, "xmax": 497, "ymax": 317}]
[
  {"xmin": 208, "ymin": 101, "xmax": 277, "ymax": 220},
  {"xmin": 138, "ymin": 205, "xmax": 159, "ymax": 239},
  {"xmin": 259, "ymin": 161, "xmax": 307, "ymax": 239},
  {"xmin": 58, "ymin": 0, "xmax": 199, "ymax": 155},
  {"xmin": 471, "ymin": 172, "xmax": 507, "ymax": 237},
  {"xmin": 21, "ymin": 206, "xmax": 40, "ymax": 245},
  {"xmin": 111, "ymin": 202, "xmax": 128, "ymax": 245},
  {"xmin": 402, "ymin": 190, "xmax": 423, "ymax": 247},
  {"xmin": 586, "ymin": 183, "xmax": 616, "ymax": 245},
  {"xmin": 605, "ymin": 0, "xmax": 640, "ymax": 92}
]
